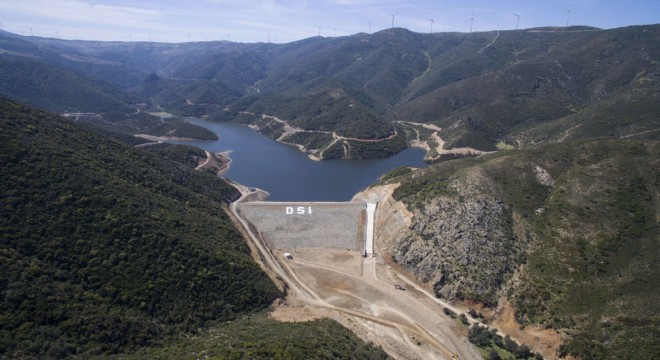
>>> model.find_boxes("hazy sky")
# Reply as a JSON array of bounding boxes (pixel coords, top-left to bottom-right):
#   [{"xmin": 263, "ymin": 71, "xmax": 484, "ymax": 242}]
[{"xmin": 1, "ymin": 0, "xmax": 659, "ymax": 43}]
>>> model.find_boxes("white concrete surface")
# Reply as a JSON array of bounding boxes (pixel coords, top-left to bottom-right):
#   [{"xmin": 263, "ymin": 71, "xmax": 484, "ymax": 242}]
[{"xmin": 365, "ymin": 202, "xmax": 377, "ymax": 256}]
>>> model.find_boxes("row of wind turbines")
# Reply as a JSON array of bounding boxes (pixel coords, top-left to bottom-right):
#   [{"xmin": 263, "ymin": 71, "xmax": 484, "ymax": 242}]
[{"xmin": 3, "ymin": 6, "xmax": 575, "ymax": 43}]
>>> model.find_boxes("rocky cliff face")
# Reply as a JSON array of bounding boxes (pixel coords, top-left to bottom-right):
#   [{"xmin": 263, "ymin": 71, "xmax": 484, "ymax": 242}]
[
  {"xmin": 392, "ymin": 168, "xmax": 532, "ymax": 305},
  {"xmin": 355, "ymin": 168, "xmax": 534, "ymax": 306}
]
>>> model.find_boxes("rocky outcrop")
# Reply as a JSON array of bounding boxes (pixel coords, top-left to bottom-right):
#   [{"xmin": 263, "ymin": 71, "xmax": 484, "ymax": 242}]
[
  {"xmin": 393, "ymin": 169, "xmax": 531, "ymax": 306},
  {"xmin": 534, "ymin": 165, "xmax": 555, "ymax": 187}
]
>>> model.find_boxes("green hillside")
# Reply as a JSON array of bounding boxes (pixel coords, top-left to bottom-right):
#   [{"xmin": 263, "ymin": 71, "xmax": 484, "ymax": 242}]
[
  {"xmin": 140, "ymin": 73, "xmax": 243, "ymax": 117},
  {"xmin": 75, "ymin": 111, "xmax": 218, "ymax": 140},
  {"xmin": 0, "ymin": 57, "xmax": 133, "ymax": 113},
  {"xmin": 0, "ymin": 98, "xmax": 387, "ymax": 359},
  {"xmin": 0, "ymin": 33, "xmax": 147, "ymax": 89},
  {"xmin": 385, "ymin": 138, "xmax": 659, "ymax": 359},
  {"xmin": 3, "ymin": 26, "xmax": 658, "ymax": 158},
  {"xmin": 119, "ymin": 313, "xmax": 388, "ymax": 360}
]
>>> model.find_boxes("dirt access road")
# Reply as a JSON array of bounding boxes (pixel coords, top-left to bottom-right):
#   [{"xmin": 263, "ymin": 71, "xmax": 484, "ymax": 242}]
[{"xmin": 229, "ymin": 186, "xmax": 481, "ymax": 360}]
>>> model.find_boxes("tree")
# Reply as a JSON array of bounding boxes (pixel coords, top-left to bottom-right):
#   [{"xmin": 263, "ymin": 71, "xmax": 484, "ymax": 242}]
[{"xmin": 489, "ymin": 348, "xmax": 502, "ymax": 360}]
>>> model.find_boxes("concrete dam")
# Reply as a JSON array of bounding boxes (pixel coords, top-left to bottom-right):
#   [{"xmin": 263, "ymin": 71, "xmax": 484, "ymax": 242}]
[{"xmin": 236, "ymin": 201, "xmax": 376, "ymax": 256}]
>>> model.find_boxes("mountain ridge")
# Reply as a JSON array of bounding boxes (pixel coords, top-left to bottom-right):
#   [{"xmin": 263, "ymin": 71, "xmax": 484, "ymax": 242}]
[{"xmin": 2, "ymin": 25, "xmax": 657, "ymax": 158}]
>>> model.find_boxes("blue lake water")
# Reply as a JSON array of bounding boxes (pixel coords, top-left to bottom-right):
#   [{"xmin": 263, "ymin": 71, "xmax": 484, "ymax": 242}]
[{"xmin": 169, "ymin": 118, "xmax": 426, "ymax": 201}]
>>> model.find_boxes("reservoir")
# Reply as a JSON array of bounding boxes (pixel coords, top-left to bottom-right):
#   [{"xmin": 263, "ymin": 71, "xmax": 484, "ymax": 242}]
[{"xmin": 170, "ymin": 118, "xmax": 426, "ymax": 201}]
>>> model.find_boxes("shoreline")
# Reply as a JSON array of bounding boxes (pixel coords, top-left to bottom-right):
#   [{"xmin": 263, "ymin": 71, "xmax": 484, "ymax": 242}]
[
  {"xmin": 134, "ymin": 134, "xmax": 195, "ymax": 142},
  {"xmin": 216, "ymin": 150, "xmax": 233, "ymax": 176}
]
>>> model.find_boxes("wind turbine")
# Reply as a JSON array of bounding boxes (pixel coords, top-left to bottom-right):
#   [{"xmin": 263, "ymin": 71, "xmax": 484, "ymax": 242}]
[
  {"xmin": 388, "ymin": 12, "xmax": 395, "ymax": 29},
  {"xmin": 565, "ymin": 5, "xmax": 572, "ymax": 27},
  {"xmin": 367, "ymin": 20, "xmax": 372, "ymax": 34},
  {"xmin": 428, "ymin": 18, "xmax": 434, "ymax": 33},
  {"xmin": 467, "ymin": 12, "xmax": 476, "ymax": 33},
  {"xmin": 30, "ymin": 27, "xmax": 33, "ymax": 36},
  {"xmin": 513, "ymin": 13, "xmax": 520, "ymax": 30},
  {"xmin": 0, "ymin": 23, "xmax": 4, "ymax": 31},
  {"xmin": 317, "ymin": 26, "xmax": 321, "ymax": 36}
]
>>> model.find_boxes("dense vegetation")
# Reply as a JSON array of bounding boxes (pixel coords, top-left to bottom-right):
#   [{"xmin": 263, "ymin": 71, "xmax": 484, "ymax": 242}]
[
  {"xmin": 118, "ymin": 313, "xmax": 388, "ymax": 360},
  {"xmin": 75, "ymin": 111, "xmax": 218, "ymax": 140},
  {"xmin": 0, "ymin": 97, "xmax": 277, "ymax": 357},
  {"xmin": 232, "ymin": 89, "xmax": 391, "ymax": 139},
  {"xmin": 387, "ymin": 139, "xmax": 659, "ymax": 359},
  {"xmin": 468, "ymin": 324, "xmax": 543, "ymax": 360},
  {"xmin": 143, "ymin": 143, "xmax": 208, "ymax": 168},
  {"xmin": 141, "ymin": 74, "xmax": 243, "ymax": 117},
  {"xmin": 0, "ymin": 57, "xmax": 133, "ymax": 113}
]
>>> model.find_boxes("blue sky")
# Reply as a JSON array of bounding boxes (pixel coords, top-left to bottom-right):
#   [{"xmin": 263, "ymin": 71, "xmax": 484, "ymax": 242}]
[{"xmin": 1, "ymin": 0, "xmax": 658, "ymax": 43}]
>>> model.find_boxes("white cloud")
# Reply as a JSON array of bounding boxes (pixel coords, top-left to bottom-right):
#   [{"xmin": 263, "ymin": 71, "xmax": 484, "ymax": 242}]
[{"xmin": 0, "ymin": 0, "xmax": 162, "ymax": 28}]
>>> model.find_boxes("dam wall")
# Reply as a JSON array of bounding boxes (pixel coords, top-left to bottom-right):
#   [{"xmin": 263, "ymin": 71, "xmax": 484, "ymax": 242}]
[{"xmin": 236, "ymin": 202, "xmax": 367, "ymax": 252}]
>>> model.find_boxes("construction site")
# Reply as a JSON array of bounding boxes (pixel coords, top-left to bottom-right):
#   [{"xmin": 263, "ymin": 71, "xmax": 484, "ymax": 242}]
[{"xmin": 232, "ymin": 188, "xmax": 483, "ymax": 360}]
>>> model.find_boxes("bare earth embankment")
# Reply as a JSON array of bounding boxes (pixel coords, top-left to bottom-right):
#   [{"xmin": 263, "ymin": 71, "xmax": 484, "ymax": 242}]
[{"xmin": 229, "ymin": 187, "xmax": 482, "ymax": 359}]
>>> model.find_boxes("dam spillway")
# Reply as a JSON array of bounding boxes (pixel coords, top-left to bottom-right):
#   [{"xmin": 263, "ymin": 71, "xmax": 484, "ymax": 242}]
[{"xmin": 236, "ymin": 201, "xmax": 376, "ymax": 255}]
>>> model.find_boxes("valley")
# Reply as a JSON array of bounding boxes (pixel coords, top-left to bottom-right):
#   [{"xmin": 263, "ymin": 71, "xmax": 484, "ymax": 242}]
[{"xmin": 0, "ymin": 20, "xmax": 658, "ymax": 360}]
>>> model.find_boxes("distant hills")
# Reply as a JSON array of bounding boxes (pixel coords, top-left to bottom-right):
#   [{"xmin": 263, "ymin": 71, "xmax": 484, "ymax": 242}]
[{"xmin": 1, "ymin": 25, "xmax": 657, "ymax": 158}]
